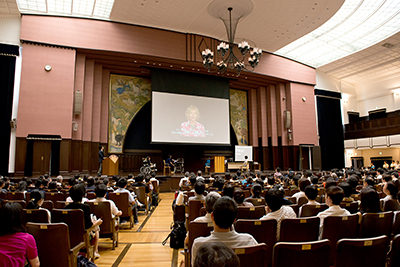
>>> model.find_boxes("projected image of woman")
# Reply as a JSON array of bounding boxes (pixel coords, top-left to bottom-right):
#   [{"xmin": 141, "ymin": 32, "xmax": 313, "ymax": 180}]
[{"xmin": 181, "ymin": 105, "xmax": 205, "ymax": 137}]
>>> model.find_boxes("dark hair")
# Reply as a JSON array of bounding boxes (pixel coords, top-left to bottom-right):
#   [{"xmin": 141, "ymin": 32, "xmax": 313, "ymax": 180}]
[
  {"xmin": 16, "ymin": 181, "xmax": 28, "ymax": 192},
  {"xmin": 222, "ymin": 184, "xmax": 234, "ymax": 198},
  {"xmin": 194, "ymin": 242, "xmax": 240, "ymax": 267},
  {"xmin": 364, "ymin": 177, "xmax": 375, "ymax": 187},
  {"xmin": 383, "ymin": 174, "xmax": 392, "ymax": 182},
  {"xmin": 311, "ymin": 176, "xmax": 319, "ymax": 185},
  {"xmin": 293, "ymin": 174, "xmax": 301, "ymax": 186},
  {"xmin": 48, "ymin": 181, "xmax": 57, "ymax": 190},
  {"xmin": 205, "ymin": 192, "xmax": 221, "ymax": 213},
  {"xmin": 68, "ymin": 177, "xmax": 76, "ymax": 186},
  {"xmin": 69, "ymin": 183, "xmax": 85, "ymax": 203},
  {"xmin": 360, "ymin": 187, "xmax": 381, "ymax": 213},
  {"xmin": 339, "ymin": 182, "xmax": 352, "ymax": 198},
  {"xmin": 251, "ymin": 184, "xmax": 262, "ymax": 198},
  {"xmin": 298, "ymin": 178, "xmax": 311, "ymax": 192},
  {"xmin": 216, "ymin": 177, "xmax": 225, "ymax": 191},
  {"xmin": 265, "ymin": 188, "xmax": 283, "ymax": 212},
  {"xmin": 347, "ymin": 176, "xmax": 359, "ymax": 189},
  {"xmin": 267, "ymin": 176, "xmax": 275, "ymax": 186},
  {"xmin": 87, "ymin": 177, "xmax": 95, "ymax": 187},
  {"xmin": 117, "ymin": 178, "xmax": 128, "ymax": 188},
  {"xmin": 385, "ymin": 182, "xmax": 398, "ymax": 199},
  {"xmin": 189, "ymin": 174, "xmax": 197, "ymax": 185},
  {"xmin": 26, "ymin": 189, "xmax": 44, "ymax": 209},
  {"xmin": 0, "ymin": 202, "xmax": 25, "ymax": 236},
  {"xmin": 326, "ymin": 186, "xmax": 344, "ymax": 205},
  {"xmin": 233, "ymin": 188, "xmax": 245, "ymax": 204},
  {"xmin": 212, "ymin": 196, "xmax": 237, "ymax": 229},
  {"xmin": 197, "ymin": 170, "xmax": 202, "ymax": 177},
  {"xmin": 195, "ymin": 181, "xmax": 206, "ymax": 195},
  {"xmin": 304, "ymin": 185, "xmax": 318, "ymax": 201},
  {"xmin": 325, "ymin": 178, "xmax": 337, "ymax": 189},
  {"xmin": 94, "ymin": 184, "xmax": 107, "ymax": 198}
]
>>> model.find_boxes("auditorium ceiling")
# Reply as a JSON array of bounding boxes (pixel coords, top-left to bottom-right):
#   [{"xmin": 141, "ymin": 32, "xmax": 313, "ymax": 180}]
[{"xmin": 2, "ymin": 0, "xmax": 400, "ymax": 87}]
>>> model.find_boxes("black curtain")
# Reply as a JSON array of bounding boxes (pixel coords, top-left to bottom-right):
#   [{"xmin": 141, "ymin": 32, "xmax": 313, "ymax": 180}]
[
  {"xmin": 0, "ymin": 43, "xmax": 19, "ymax": 176},
  {"xmin": 315, "ymin": 89, "xmax": 345, "ymax": 170}
]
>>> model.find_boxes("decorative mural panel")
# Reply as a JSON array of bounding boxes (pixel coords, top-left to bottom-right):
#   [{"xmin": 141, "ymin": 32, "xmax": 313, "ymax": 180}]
[
  {"xmin": 109, "ymin": 74, "xmax": 151, "ymax": 153},
  {"xmin": 230, "ymin": 89, "xmax": 248, "ymax": 146}
]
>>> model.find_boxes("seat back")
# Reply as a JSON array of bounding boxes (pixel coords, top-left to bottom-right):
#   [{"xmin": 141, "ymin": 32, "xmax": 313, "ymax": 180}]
[
  {"xmin": 280, "ymin": 217, "xmax": 320, "ymax": 242},
  {"xmin": 286, "ymin": 196, "xmax": 296, "ymax": 204},
  {"xmin": 108, "ymin": 192, "xmax": 132, "ymax": 218},
  {"xmin": 297, "ymin": 197, "xmax": 308, "ymax": 206},
  {"xmin": 45, "ymin": 192, "xmax": 65, "ymax": 203},
  {"xmin": 321, "ymin": 214, "xmax": 359, "ymax": 265},
  {"xmin": 335, "ymin": 235, "xmax": 388, "ymax": 267},
  {"xmin": 22, "ymin": 209, "xmax": 49, "ymax": 225},
  {"xmin": 26, "ymin": 222, "xmax": 72, "ymax": 267},
  {"xmin": 133, "ymin": 186, "xmax": 148, "ymax": 212},
  {"xmin": 384, "ymin": 199, "xmax": 400, "ymax": 212},
  {"xmin": 359, "ymin": 211, "xmax": 393, "ymax": 238},
  {"xmin": 52, "ymin": 209, "xmax": 86, "ymax": 248},
  {"xmin": 390, "ymin": 234, "xmax": 400, "ymax": 267},
  {"xmin": 187, "ymin": 221, "xmax": 214, "ymax": 251},
  {"xmin": 188, "ymin": 199, "xmax": 205, "ymax": 222},
  {"xmin": 55, "ymin": 200, "xmax": 68, "ymax": 209},
  {"xmin": 235, "ymin": 219, "xmax": 277, "ymax": 267},
  {"xmin": 174, "ymin": 205, "xmax": 186, "ymax": 222},
  {"xmin": 299, "ymin": 204, "xmax": 328, "ymax": 217},
  {"xmin": 272, "ymin": 239, "xmax": 331, "ymax": 267},
  {"xmin": 290, "ymin": 189, "xmax": 300, "ymax": 195},
  {"xmin": 86, "ymin": 192, "xmax": 96, "ymax": 200},
  {"xmin": 339, "ymin": 201, "xmax": 359, "ymax": 214},
  {"xmin": 199, "ymin": 207, "xmax": 206, "ymax": 217},
  {"xmin": 233, "ymin": 243, "xmax": 268, "ymax": 267},
  {"xmin": 236, "ymin": 206, "xmax": 266, "ymax": 219},
  {"xmin": 41, "ymin": 200, "xmax": 54, "ymax": 211},
  {"xmin": 287, "ymin": 204, "xmax": 299, "ymax": 217},
  {"xmin": 245, "ymin": 197, "xmax": 266, "ymax": 206},
  {"xmin": 242, "ymin": 190, "xmax": 250, "ymax": 199},
  {"xmin": 0, "ymin": 191, "xmax": 6, "ymax": 200},
  {"xmin": 151, "ymin": 180, "xmax": 159, "ymax": 194},
  {"xmin": 86, "ymin": 201, "xmax": 114, "ymax": 234},
  {"xmin": 392, "ymin": 211, "xmax": 400, "ymax": 236},
  {"xmin": 7, "ymin": 192, "xmax": 25, "ymax": 200}
]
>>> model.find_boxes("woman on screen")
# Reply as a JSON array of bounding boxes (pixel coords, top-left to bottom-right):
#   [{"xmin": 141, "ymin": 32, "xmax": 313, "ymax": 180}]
[{"xmin": 181, "ymin": 105, "xmax": 205, "ymax": 137}]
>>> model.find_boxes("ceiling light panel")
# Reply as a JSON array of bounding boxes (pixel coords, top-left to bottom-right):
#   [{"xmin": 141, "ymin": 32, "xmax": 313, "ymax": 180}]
[
  {"xmin": 17, "ymin": 0, "xmax": 46, "ymax": 12},
  {"xmin": 275, "ymin": 0, "xmax": 400, "ymax": 67}
]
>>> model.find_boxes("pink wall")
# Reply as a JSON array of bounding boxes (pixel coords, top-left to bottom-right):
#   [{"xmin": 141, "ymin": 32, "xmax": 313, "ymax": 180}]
[
  {"xmin": 289, "ymin": 83, "xmax": 318, "ymax": 146},
  {"xmin": 17, "ymin": 44, "xmax": 75, "ymax": 138}
]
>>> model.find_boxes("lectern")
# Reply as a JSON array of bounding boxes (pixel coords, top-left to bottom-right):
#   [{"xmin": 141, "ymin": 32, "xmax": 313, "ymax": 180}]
[{"xmin": 103, "ymin": 155, "xmax": 119, "ymax": 176}]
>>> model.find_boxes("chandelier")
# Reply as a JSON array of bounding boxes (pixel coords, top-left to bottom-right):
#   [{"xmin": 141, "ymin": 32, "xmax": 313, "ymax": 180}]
[{"xmin": 202, "ymin": 1, "xmax": 262, "ymax": 76}]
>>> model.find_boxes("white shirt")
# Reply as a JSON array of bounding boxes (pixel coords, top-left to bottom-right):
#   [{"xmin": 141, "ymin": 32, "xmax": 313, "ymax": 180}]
[
  {"xmin": 90, "ymin": 197, "xmax": 121, "ymax": 217},
  {"xmin": 260, "ymin": 205, "xmax": 297, "ymax": 241},
  {"xmin": 179, "ymin": 177, "xmax": 189, "ymax": 188},
  {"xmin": 191, "ymin": 229, "xmax": 258, "ymax": 266},
  {"xmin": 317, "ymin": 205, "xmax": 351, "ymax": 230},
  {"xmin": 193, "ymin": 213, "xmax": 212, "ymax": 223},
  {"xmin": 292, "ymin": 191, "xmax": 306, "ymax": 202},
  {"xmin": 188, "ymin": 194, "xmax": 205, "ymax": 202}
]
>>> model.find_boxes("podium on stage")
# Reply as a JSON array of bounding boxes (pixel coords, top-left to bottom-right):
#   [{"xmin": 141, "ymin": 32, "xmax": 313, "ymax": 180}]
[
  {"xmin": 212, "ymin": 156, "xmax": 225, "ymax": 173},
  {"xmin": 103, "ymin": 155, "xmax": 119, "ymax": 176}
]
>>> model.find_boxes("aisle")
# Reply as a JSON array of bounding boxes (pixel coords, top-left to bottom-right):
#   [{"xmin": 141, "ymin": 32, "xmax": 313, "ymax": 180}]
[{"xmin": 95, "ymin": 192, "xmax": 178, "ymax": 267}]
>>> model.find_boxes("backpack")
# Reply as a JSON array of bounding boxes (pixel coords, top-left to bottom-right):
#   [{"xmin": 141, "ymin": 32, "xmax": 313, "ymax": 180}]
[
  {"xmin": 77, "ymin": 255, "xmax": 98, "ymax": 267},
  {"xmin": 162, "ymin": 221, "xmax": 186, "ymax": 249}
]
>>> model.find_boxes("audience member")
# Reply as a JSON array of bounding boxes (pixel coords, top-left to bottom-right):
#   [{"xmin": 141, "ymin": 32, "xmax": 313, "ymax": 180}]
[
  {"xmin": 260, "ymin": 187, "xmax": 296, "ymax": 240},
  {"xmin": 191, "ymin": 196, "xmax": 257, "ymax": 266},
  {"xmin": 339, "ymin": 182, "xmax": 354, "ymax": 203},
  {"xmin": 359, "ymin": 187, "xmax": 382, "ymax": 214},
  {"xmin": 26, "ymin": 189, "xmax": 51, "ymax": 223},
  {"xmin": 317, "ymin": 186, "xmax": 350, "ymax": 230},
  {"xmin": 292, "ymin": 178, "xmax": 311, "ymax": 202},
  {"xmin": 233, "ymin": 188, "xmax": 253, "ymax": 207},
  {"xmin": 114, "ymin": 178, "xmax": 139, "ymax": 224},
  {"xmin": 382, "ymin": 181, "xmax": 400, "ymax": 212},
  {"xmin": 0, "ymin": 203, "xmax": 40, "ymax": 267},
  {"xmin": 193, "ymin": 242, "xmax": 240, "ymax": 267},
  {"xmin": 189, "ymin": 181, "xmax": 206, "ymax": 202},
  {"xmin": 90, "ymin": 184, "xmax": 122, "ymax": 220}
]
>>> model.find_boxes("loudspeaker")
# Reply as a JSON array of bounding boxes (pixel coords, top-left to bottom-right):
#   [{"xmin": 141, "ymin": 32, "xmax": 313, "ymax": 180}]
[
  {"xmin": 284, "ymin": 110, "xmax": 291, "ymax": 128},
  {"xmin": 74, "ymin": 91, "xmax": 82, "ymax": 115}
]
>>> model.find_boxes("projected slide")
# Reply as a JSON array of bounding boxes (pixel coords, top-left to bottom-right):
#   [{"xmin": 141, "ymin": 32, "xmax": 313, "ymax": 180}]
[{"xmin": 152, "ymin": 92, "xmax": 230, "ymax": 144}]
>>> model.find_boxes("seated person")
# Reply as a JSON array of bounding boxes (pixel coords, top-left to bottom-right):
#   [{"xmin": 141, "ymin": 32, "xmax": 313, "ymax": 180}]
[
  {"xmin": 358, "ymin": 187, "xmax": 382, "ymax": 214},
  {"xmin": 317, "ymin": 186, "xmax": 350, "ymax": 230},
  {"xmin": 114, "ymin": 178, "xmax": 139, "ymax": 224},
  {"xmin": 205, "ymin": 158, "xmax": 211, "ymax": 168},
  {"xmin": 86, "ymin": 177, "xmax": 95, "ymax": 191},
  {"xmin": 191, "ymin": 197, "xmax": 258, "ymax": 266},
  {"xmin": 245, "ymin": 183, "xmax": 264, "ymax": 200},
  {"xmin": 193, "ymin": 242, "xmax": 240, "ymax": 267},
  {"xmin": 292, "ymin": 178, "xmax": 311, "ymax": 202},
  {"xmin": 89, "ymin": 184, "xmax": 122, "ymax": 220},
  {"xmin": 339, "ymin": 182, "xmax": 354, "ymax": 203},
  {"xmin": 179, "ymin": 172, "xmax": 190, "ymax": 189},
  {"xmin": 132, "ymin": 173, "xmax": 150, "ymax": 194},
  {"xmin": 189, "ymin": 181, "xmax": 206, "ymax": 202},
  {"xmin": 382, "ymin": 181, "xmax": 400, "ymax": 211},
  {"xmin": 260, "ymin": 187, "xmax": 297, "ymax": 240},
  {"xmin": 0, "ymin": 202, "xmax": 40, "ymax": 267},
  {"xmin": 26, "ymin": 189, "xmax": 51, "ymax": 223},
  {"xmin": 233, "ymin": 188, "xmax": 253, "ymax": 207},
  {"xmin": 222, "ymin": 184, "xmax": 234, "ymax": 198},
  {"xmin": 265, "ymin": 176, "xmax": 275, "ymax": 189},
  {"xmin": 64, "ymin": 184, "xmax": 103, "ymax": 258},
  {"xmin": 298, "ymin": 185, "xmax": 320, "ymax": 216},
  {"xmin": 363, "ymin": 177, "xmax": 375, "ymax": 188},
  {"xmin": 165, "ymin": 155, "xmax": 175, "ymax": 168},
  {"xmin": 194, "ymin": 192, "xmax": 221, "ymax": 223},
  {"xmin": 240, "ymin": 155, "xmax": 249, "ymax": 172}
]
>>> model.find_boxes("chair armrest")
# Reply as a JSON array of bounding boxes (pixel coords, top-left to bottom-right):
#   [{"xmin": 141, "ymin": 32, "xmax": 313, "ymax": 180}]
[
  {"xmin": 184, "ymin": 248, "xmax": 191, "ymax": 267},
  {"xmin": 70, "ymin": 242, "xmax": 86, "ymax": 267}
]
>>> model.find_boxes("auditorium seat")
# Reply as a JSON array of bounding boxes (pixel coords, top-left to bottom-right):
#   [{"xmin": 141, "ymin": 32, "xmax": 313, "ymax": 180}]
[
  {"xmin": 273, "ymin": 239, "xmax": 331, "ymax": 267},
  {"xmin": 233, "ymin": 243, "xmax": 268, "ymax": 267},
  {"xmin": 299, "ymin": 204, "xmax": 328, "ymax": 217},
  {"xmin": 359, "ymin": 211, "xmax": 393, "ymax": 239},
  {"xmin": 335, "ymin": 235, "xmax": 388, "ymax": 267},
  {"xmin": 280, "ymin": 217, "xmax": 320, "ymax": 242},
  {"xmin": 236, "ymin": 206, "xmax": 265, "ymax": 220},
  {"xmin": 108, "ymin": 192, "xmax": 134, "ymax": 229},
  {"xmin": 235, "ymin": 219, "xmax": 277, "ymax": 267}
]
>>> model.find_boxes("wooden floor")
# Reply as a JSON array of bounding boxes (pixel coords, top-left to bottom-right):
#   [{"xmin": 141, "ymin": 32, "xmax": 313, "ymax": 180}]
[{"xmin": 95, "ymin": 192, "xmax": 184, "ymax": 267}]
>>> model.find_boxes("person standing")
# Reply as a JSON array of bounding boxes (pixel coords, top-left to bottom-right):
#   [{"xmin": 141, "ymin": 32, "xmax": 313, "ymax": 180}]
[{"xmin": 98, "ymin": 146, "xmax": 105, "ymax": 176}]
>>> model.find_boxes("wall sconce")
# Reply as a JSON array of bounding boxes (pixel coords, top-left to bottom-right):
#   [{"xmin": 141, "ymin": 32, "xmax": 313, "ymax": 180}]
[
  {"xmin": 73, "ymin": 122, "xmax": 78, "ymax": 132},
  {"xmin": 287, "ymin": 129, "xmax": 292, "ymax": 141},
  {"xmin": 44, "ymin": 64, "xmax": 52, "ymax": 72}
]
